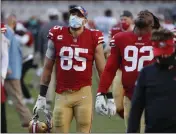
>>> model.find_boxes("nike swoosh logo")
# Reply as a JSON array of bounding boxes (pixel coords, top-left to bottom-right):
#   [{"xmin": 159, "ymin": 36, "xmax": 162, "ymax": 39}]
[{"xmin": 82, "ymin": 96, "xmax": 87, "ymax": 99}]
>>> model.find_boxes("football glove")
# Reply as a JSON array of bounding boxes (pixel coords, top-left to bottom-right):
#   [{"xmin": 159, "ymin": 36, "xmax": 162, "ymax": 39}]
[
  {"xmin": 106, "ymin": 92, "xmax": 116, "ymax": 117},
  {"xmin": 95, "ymin": 93, "xmax": 108, "ymax": 115},
  {"xmin": 33, "ymin": 95, "xmax": 46, "ymax": 115},
  {"xmin": 107, "ymin": 98, "xmax": 116, "ymax": 116}
]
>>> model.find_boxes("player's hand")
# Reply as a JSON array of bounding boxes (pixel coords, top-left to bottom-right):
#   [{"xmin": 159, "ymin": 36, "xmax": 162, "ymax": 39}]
[
  {"xmin": 33, "ymin": 95, "xmax": 46, "ymax": 115},
  {"xmin": 95, "ymin": 93, "xmax": 108, "ymax": 115},
  {"xmin": 107, "ymin": 98, "xmax": 116, "ymax": 116}
]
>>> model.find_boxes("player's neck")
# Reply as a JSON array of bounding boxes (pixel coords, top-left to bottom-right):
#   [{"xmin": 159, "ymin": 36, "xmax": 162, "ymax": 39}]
[
  {"xmin": 127, "ymin": 25, "xmax": 133, "ymax": 31},
  {"xmin": 134, "ymin": 27, "xmax": 152, "ymax": 36},
  {"xmin": 69, "ymin": 27, "xmax": 84, "ymax": 38}
]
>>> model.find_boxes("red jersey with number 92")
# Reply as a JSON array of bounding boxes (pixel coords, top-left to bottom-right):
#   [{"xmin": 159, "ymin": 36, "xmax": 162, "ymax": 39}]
[
  {"xmin": 48, "ymin": 26, "xmax": 104, "ymax": 93},
  {"xmin": 98, "ymin": 31, "xmax": 154, "ymax": 99},
  {"xmin": 114, "ymin": 32, "xmax": 154, "ymax": 99}
]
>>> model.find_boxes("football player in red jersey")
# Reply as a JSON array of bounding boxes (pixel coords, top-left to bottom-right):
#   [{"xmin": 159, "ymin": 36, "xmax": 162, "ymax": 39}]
[
  {"xmin": 107, "ymin": 10, "xmax": 134, "ymax": 119},
  {"xmin": 105, "ymin": 10, "xmax": 134, "ymax": 58},
  {"xmin": 95, "ymin": 10, "xmax": 160, "ymax": 132},
  {"xmin": 33, "ymin": 6, "xmax": 105, "ymax": 133},
  {"xmin": 109, "ymin": 11, "xmax": 134, "ymax": 40}
]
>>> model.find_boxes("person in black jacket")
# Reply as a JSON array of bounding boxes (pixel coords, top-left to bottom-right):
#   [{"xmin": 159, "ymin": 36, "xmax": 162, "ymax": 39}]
[{"xmin": 127, "ymin": 28, "xmax": 176, "ymax": 133}]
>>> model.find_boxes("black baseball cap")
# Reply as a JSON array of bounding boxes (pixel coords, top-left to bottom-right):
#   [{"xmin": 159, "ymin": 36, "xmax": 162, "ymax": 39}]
[{"xmin": 120, "ymin": 10, "xmax": 133, "ymax": 18}]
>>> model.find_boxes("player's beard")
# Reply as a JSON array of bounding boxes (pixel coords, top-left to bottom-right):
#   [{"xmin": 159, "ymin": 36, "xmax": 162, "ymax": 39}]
[{"xmin": 134, "ymin": 19, "xmax": 148, "ymax": 28}]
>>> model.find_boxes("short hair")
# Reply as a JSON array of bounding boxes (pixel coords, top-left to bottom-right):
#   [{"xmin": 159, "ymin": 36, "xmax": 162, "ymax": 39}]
[
  {"xmin": 104, "ymin": 9, "xmax": 112, "ymax": 17},
  {"xmin": 151, "ymin": 28, "xmax": 174, "ymax": 41},
  {"xmin": 120, "ymin": 10, "xmax": 133, "ymax": 18}
]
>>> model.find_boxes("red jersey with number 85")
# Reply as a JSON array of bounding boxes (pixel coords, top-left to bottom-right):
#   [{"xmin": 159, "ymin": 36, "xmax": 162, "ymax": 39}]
[
  {"xmin": 98, "ymin": 31, "xmax": 155, "ymax": 99},
  {"xmin": 48, "ymin": 26, "xmax": 104, "ymax": 93}
]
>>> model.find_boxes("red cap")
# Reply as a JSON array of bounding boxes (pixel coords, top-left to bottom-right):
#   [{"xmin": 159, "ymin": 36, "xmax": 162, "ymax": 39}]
[
  {"xmin": 152, "ymin": 39, "xmax": 175, "ymax": 56},
  {"xmin": 1, "ymin": 23, "xmax": 7, "ymax": 33}
]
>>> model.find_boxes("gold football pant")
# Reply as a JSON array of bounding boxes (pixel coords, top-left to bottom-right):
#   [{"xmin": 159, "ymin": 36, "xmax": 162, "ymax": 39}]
[
  {"xmin": 53, "ymin": 86, "xmax": 93, "ymax": 133},
  {"xmin": 112, "ymin": 70, "xmax": 124, "ymax": 118},
  {"xmin": 123, "ymin": 96, "xmax": 145, "ymax": 133}
]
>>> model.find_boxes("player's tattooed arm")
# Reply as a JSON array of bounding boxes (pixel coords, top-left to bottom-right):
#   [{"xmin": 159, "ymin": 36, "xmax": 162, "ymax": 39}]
[
  {"xmin": 40, "ymin": 57, "xmax": 55, "ymax": 85},
  {"xmin": 94, "ymin": 43, "xmax": 106, "ymax": 78},
  {"xmin": 39, "ymin": 40, "xmax": 55, "ymax": 97}
]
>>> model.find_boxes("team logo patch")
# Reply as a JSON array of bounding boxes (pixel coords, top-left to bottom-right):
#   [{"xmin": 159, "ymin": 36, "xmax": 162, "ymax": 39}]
[
  {"xmin": 135, "ymin": 42, "xmax": 144, "ymax": 45},
  {"xmin": 57, "ymin": 35, "xmax": 63, "ymax": 40}
]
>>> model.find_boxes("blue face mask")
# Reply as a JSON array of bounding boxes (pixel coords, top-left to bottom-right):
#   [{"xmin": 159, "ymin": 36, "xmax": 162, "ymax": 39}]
[
  {"xmin": 69, "ymin": 15, "xmax": 84, "ymax": 28},
  {"xmin": 29, "ymin": 19, "xmax": 37, "ymax": 25}
]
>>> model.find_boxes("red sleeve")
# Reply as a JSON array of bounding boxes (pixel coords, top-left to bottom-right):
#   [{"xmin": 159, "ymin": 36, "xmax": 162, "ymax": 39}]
[
  {"xmin": 97, "ymin": 36, "xmax": 121, "ymax": 93},
  {"xmin": 91, "ymin": 29, "xmax": 104, "ymax": 48},
  {"xmin": 47, "ymin": 25, "xmax": 63, "ymax": 41},
  {"xmin": 109, "ymin": 27, "xmax": 121, "ymax": 39}
]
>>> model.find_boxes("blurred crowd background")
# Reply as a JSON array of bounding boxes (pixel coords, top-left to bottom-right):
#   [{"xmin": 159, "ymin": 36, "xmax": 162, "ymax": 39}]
[
  {"xmin": 1, "ymin": 0, "xmax": 176, "ymax": 132},
  {"xmin": 2, "ymin": 1, "xmax": 176, "ymax": 65}
]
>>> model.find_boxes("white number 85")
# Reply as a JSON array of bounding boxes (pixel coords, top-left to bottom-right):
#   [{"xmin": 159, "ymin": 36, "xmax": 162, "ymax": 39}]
[
  {"xmin": 60, "ymin": 46, "xmax": 88, "ymax": 71},
  {"xmin": 124, "ymin": 46, "xmax": 154, "ymax": 72}
]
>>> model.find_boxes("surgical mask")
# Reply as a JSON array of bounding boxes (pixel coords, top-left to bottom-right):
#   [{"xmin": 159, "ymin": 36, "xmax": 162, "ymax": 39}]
[
  {"xmin": 29, "ymin": 19, "xmax": 37, "ymax": 25},
  {"xmin": 69, "ymin": 15, "xmax": 84, "ymax": 28}
]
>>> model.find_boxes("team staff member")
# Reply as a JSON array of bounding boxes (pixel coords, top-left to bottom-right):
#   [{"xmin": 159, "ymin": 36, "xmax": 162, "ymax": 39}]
[
  {"xmin": 5, "ymin": 15, "xmax": 32, "ymax": 127},
  {"xmin": 33, "ymin": 6, "xmax": 105, "ymax": 133},
  {"xmin": 127, "ymin": 29, "xmax": 176, "ymax": 133}
]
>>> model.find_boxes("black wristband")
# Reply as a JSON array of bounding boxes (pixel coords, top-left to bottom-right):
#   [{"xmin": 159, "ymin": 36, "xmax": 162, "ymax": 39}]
[
  {"xmin": 106, "ymin": 92, "xmax": 113, "ymax": 99},
  {"xmin": 40, "ymin": 85, "xmax": 48, "ymax": 97},
  {"xmin": 96, "ymin": 92, "xmax": 106, "ymax": 97}
]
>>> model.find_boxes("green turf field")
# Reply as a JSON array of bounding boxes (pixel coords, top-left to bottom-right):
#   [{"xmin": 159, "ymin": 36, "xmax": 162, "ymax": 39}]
[{"xmin": 6, "ymin": 69, "xmax": 125, "ymax": 133}]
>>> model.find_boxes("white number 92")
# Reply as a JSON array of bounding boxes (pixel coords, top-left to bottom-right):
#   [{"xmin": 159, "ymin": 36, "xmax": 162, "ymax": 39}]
[{"xmin": 124, "ymin": 46, "xmax": 154, "ymax": 72}]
